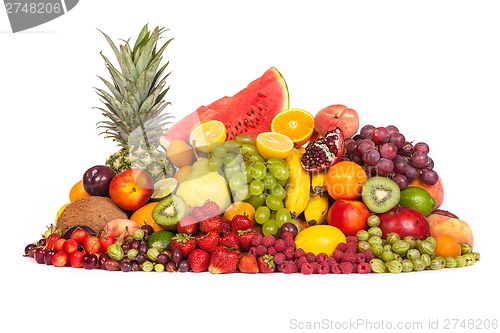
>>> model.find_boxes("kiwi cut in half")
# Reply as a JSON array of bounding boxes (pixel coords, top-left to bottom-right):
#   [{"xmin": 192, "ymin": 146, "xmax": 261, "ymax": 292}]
[
  {"xmin": 361, "ymin": 176, "xmax": 401, "ymax": 214},
  {"xmin": 152, "ymin": 194, "xmax": 188, "ymax": 231}
]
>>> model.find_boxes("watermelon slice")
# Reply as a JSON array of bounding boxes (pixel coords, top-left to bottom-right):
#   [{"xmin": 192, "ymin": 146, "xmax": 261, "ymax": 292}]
[{"xmin": 162, "ymin": 67, "xmax": 289, "ymax": 144}]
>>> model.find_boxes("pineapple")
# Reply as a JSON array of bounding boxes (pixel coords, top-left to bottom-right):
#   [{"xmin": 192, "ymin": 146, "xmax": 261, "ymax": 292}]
[{"xmin": 95, "ymin": 24, "xmax": 175, "ymax": 181}]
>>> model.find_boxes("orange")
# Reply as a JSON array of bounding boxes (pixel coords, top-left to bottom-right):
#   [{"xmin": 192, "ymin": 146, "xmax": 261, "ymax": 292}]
[
  {"xmin": 174, "ymin": 165, "xmax": 192, "ymax": 184},
  {"xmin": 434, "ymin": 234, "xmax": 462, "ymax": 258},
  {"xmin": 271, "ymin": 108, "xmax": 315, "ymax": 148},
  {"xmin": 325, "ymin": 161, "xmax": 368, "ymax": 200},
  {"xmin": 189, "ymin": 120, "xmax": 227, "ymax": 153},
  {"xmin": 130, "ymin": 202, "xmax": 164, "ymax": 232},
  {"xmin": 166, "ymin": 140, "xmax": 196, "ymax": 168},
  {"xmin": 69, "ymin": 180, "xmax": 91, "ymax": 202},
  {"xmin": 255, "ymin": 132, "xmax": 294, "ymax": 160},
  {"xmin": 223, "ymin": 201, "xmax": 256, "ymax": 223}
]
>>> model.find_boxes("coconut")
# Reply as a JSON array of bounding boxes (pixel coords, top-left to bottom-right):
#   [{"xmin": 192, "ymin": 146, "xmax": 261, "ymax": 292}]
[{"xmin": 56, "ymin": 196, "xmax": 128, "ymax": 235}]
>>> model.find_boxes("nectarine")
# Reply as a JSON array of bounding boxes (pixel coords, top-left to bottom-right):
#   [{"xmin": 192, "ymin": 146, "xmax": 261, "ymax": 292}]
[{"xmin": 427, "ymin": 211, "xmax": 474, "ymax": 247}]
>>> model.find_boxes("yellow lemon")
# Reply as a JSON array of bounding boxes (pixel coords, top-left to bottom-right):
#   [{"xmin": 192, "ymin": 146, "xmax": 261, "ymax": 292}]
[
  {"xmin": 255, "ymin": 131, "xmax": 294, "ymax": 160},
  {"xmin": 189, "ymin": 120, "xmax": 227, "ymax": 153},
  {"xmin": 294, "ymin": 225, "xmax": 346, "ymax": 256}
]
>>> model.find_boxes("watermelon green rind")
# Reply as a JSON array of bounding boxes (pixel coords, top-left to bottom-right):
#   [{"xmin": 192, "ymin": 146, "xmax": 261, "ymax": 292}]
[{"xmin": 162, "ymin": 67, "xmax": 289, "ymax": 144}]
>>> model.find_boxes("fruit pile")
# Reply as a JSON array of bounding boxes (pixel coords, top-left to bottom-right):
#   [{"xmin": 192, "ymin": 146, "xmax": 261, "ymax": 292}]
[{"xmin": 23, "ymin": 25, "xmax": 480, "ymax": 275}]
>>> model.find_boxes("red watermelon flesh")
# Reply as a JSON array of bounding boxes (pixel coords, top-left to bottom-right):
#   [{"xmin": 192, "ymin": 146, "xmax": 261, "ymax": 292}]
[{"xmin": 163, "ymin": 67, "xmax": 289, "ymax": 143}]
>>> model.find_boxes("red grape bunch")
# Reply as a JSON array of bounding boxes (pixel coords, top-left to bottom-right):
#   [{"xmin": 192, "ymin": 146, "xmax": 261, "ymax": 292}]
[{"xmin": 343, "ymin": 125, "xmax": 439, "ymax": 190}]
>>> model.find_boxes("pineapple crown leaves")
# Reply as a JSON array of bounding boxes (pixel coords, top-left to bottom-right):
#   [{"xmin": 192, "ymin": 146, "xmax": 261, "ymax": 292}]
[{"xmin": 94, "ymin": 24, "xmax": 175, "ymax": 149}]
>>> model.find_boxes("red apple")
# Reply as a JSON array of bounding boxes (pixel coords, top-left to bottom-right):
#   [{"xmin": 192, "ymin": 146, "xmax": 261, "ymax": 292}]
[
  {"xmin": 109, "ymin": 168, "xmax": 154, "ymax": 211},
  {"xmin": 378, "ymin": 206, "xmax": 430, "ymax": 240},
  {"xmin": 314, "ymin": 104, "xmax": 359, "ymax": 139},
  {"xmin": 328, "ymin": 199, "xmax": 370, "ymax": 236}
]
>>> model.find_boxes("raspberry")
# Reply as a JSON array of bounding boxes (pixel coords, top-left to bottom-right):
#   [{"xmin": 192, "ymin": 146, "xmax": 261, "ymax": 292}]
[
  {"xmin": 333, "ymin": 249, "xmax": 343, "ymax": 262},
  {"xmin": 305, "ymin": 252, "xmax": 317, "ymax": 263},
  {"xmin": 311, "ymin": 262, "xmax": 319, "ymax": 274},
  {"xmin": 295, "ymin": 256, "xmax": 308, "ymax": 269},
  {"xmin": 220, "ymin": 219, "xmax": 232, "ymax": 235},
  {"xmin": 316, "ymin": 252, "xmax": 328, "ymax": 263},
  {"xmin": 203, "ymin": 200, "xmax": 221, "ymax": 218},
  {"xmin": 284, "ymin": 237, "xmax": 295, "ymax": 249},
  {"xmin": 317, "ymin": 261, "xmax": 330, "ymax": 274},
  {"xmin": 261, "ymin": 235, "xmax": 276, "ymax": 247},
  {"xmin": 280, "ymin": 261, "xmax": 298, "ymax": 274},
  {"xmin": 281, "ymin": 231, "xmax": 293, "ymax": 240},
  {"xmin": 248, "ymin": 246, "xmax": 257, "ymax": 256},
  {"xmin": 294, "ymin": 248, "xmax": 306, "ymax": 258},
  {"xmin": 346, "ymin": 235, "xmax": 358, "ymax": 244},
  {"xmin": 346, "ymin": 242, "xmax": 358, "ymax": 254},
  {"xmin": 267, "ymin": 246, "xmax": 277, "ymax": 256},
  {"xmin": 255, "ymin": 245, "xmax": 267, "ymax": 256},
  {"xmin": 273, "ymin": 252, "xmax": 286, "ymax": 266},
  {"xmin": 336, "ymin": 242, "xmax": 348, "ymax": 252},
  {"xmin": 283, "ymin": 247, "xmax": 295, "ymax": 260},
  {"xmin": 331, "ymin": 264, "xmax": 341, "ymax": 274},
  {"xmin": 339, "ymin": 261, "xmax": 353, "ymax": 274},
  {"xmin": 364, "ymin": 249, "xmax": 375, "ymax": 261},
  {"xmin": 327, "ymin": 257, "xmax": 338, "ymax": 267},
  {"xmin": 190, "ymin": 206, "xmax": 205, "ymax": 222},
  {"xmin": 251, "ymin": 234, "xmax": 263, "ymax": 247},
  {"xmin": 356, "ymin": 252, "xmax": 366, "ymax": 263},
  {"xmin": 300, "ymin": 262, "xmax": 314, "ymax": 275},
  {"xmin": 340, "ymin": 252, "xmax": 357, "ymax": 263},
  {"xmin": 357, "ymin": 262, "xmax": 371, "ymax": 274},
  {"xmin": 274, "ymin": 239, "xmax": 286, "ymax": 252},
  {"xmin": 351, "ymin": 262, "xmax": 358, "ymax": 273}
]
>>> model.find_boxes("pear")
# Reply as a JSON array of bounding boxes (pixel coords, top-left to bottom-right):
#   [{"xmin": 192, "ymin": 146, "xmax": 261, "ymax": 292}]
[{"xmin": 176, "ymin": 158, "xmax": 231, "ymax": 211}]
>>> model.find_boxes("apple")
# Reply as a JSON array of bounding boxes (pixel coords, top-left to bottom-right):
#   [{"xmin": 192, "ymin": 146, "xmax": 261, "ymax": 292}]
[
  {"xmin": 109, "ymin": 168, "xmax": 154, "ymax": 211},
  {"xmin": 83, "ymin": 165, "xmax": 116, "ymax": 196},
  {"xmin": 314, "ymin": 104, "xmax": 359, "ymax": 139},
  {"xmin": 378, "ymin": 206, "xmax": 430, "ymax": 240},
  {"xmin": 426, "ymin": 210, "xmax": 474, "ymax": 247},
  {"xmin": 328, "ymin": 199, "xmax": 370, "ymax": 236},
  {"xmin": 102, "ymin": 219, "xmax": 140, "ymax": 241}
]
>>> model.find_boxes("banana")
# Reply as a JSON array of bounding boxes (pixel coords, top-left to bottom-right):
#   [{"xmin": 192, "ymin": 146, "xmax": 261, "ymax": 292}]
[
  {"xmin": 284, "ymin": 148, "xmax": 310, "ymax": 219},
  {"xmin": 310, "ymin": 170, "xmax": 327, "ymax": 193},
  {"xmin": 304, "ymin": 192, "xmax": 329, "ymax": 226}
]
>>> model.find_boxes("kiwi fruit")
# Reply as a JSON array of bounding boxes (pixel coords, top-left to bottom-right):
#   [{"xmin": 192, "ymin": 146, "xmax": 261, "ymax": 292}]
[
  {"xmin": 152, "ymin": 194, "xmax": 188, "ymax": 231},
  {"xmin": 361, "ymin": 176, "xmax": 401, "ymax": 213}
]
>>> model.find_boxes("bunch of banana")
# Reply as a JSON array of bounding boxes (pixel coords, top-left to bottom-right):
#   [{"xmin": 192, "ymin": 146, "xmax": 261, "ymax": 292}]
[
  {"xmin": 284, "ymin": 148, "xmax": 310, "ymax": 219},
  {"xmin": 304, "ymin": 192, "xmax": 329, "ymax": 225},
  {"xmin": 310, "ymin": 170, "xmax": 327, "ymax": 194}
]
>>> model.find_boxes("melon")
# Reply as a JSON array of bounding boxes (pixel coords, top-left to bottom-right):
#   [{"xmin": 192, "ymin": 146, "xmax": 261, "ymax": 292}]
[{"xmin": 162, "ymin": 67, "xmax": 289, "ymax": 143}]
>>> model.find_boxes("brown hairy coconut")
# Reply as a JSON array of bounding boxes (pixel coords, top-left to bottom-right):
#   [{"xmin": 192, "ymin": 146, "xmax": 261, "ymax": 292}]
[{"xmin": 56, "ymin": 196, "xmax": 128, "ymax": 235}]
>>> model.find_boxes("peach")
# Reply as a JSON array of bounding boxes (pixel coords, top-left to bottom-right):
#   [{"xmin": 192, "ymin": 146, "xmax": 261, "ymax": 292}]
[
  {"xmin": 102, "ymin": 219, "xmax": 140, "ymax": 241},
  {"xmin": 314, "ymin": 104, "xmax": 359, "ymax": 139},
  {"xmin": 427, "ymin": 212, "xmax": 474, "ymax": 247},
  {"xmin": 409, "ymin": 175, "xmax": 444, "ymax": 209}
]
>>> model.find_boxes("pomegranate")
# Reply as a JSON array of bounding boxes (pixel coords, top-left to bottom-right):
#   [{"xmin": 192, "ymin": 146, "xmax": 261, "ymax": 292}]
[{"xmin": 300, "ymin": 127, "xmax": 344, "ymax": 172}]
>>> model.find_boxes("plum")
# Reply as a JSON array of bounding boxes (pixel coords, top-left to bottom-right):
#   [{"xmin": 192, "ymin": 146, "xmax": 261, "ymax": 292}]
[{"xmin": 82, "ymin": 165, "xmax": 116, "ymax": 196}]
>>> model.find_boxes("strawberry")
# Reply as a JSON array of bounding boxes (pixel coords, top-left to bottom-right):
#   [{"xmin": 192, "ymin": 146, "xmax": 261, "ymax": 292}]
[
  {"xmin": 231, "ymin": 214, "xmax": 253, "ymax": 233},
  {"xmin": 202, "ymin": 200, "xmax": 221, "ymax": 218},
  {"xmin": 196, "ymin": 231, "xmax": 220, "ymax": 253},
  {"xmin": 257, "ymin": 254, "xmax": 276, "ymax": 273},
  {"xmin": 187, "ymin": 249, "xmax": 210, "ymax": 272},
  {"xmin": 237, "ymin": 228, "xmax": 258, "ymax": 252},
  {"xmin": 199, "ymin": 215, "xmax": 223, "ymax": 234},
  {"xmin": 208, "ymin": 246, "xmax": 239, "ymax": 274},
  {"xmin": 220, "ymin": 232, "xmax": 240, "ymax": 251},
  {"xmin": 170, "ymin": 233, "xmax": 197, "ymax": 258},
  {"xmin": 220, "ymin": 219, "xmax": 232, "ymax": 236},
  {"xmin": 177, "ymin": 216, "xmax": 199, "ymax": 235},
  {"xmin": 238, "ymin": 253, "xmax": 259, "ymax": 274}
]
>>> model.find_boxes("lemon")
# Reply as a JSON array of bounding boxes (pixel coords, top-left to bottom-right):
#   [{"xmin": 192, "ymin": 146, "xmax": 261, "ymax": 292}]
[
  {"xmin": 399, "ymin": 186, "xmax": 436, "ymax": 217},
  {"xmin": 294, "ymin": 225, "xmax": 347, "ymax": 256},
  {"xmin": 151, "ymin": 178, "xmax": 178, "ymax": 201},
  {"xmin": 255, "ymin": 131, "xmax": 294, "ymax": 160},
  {"xmin": 189, "ymin": 120, "xmax": 227, "ymax": 153}
]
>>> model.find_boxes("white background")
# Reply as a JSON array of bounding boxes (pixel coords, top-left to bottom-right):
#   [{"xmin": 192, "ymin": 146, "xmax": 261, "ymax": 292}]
[{"xmin": 1, "ymin": 1, "xmax": 499, "ymax": 332}]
